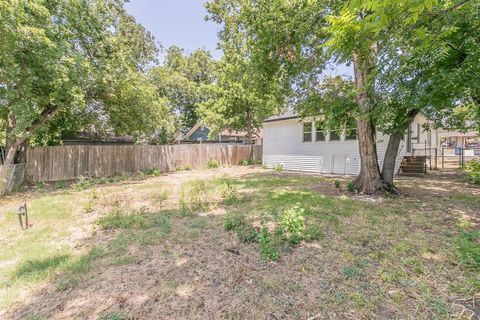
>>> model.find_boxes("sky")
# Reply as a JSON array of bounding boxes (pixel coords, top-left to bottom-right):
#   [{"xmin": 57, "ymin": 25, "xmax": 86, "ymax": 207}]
[
  {"xmin": 125, "ymin": 0, "xmax": 353, "ymax": 76},
  {"xmin": 125, "ymin": 0, "xmax": 222, "ymax": 61}
]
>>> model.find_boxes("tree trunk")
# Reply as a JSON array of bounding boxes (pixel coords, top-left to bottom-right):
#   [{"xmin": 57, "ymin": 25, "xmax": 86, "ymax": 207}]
[
  {"xmin": 352, "ymin": 46, "xmax": 387, "ymax": 194},
  {"xmin": 381, "ymin": 110, "xmax": 420, "ymax": 186},
  {"xmin": 3, "ymin": 106, "xmax": 61, "ymax": 165},
  {"xmin": 382, "ymin": 131, "xmax": 403, "ymax": 186}
]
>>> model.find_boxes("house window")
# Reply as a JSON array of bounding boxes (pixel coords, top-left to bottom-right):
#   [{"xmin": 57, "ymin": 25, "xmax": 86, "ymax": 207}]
[
  {"xmin": 315, "ymin": 123, "xmax": 325, "ymax": 142},
  {"xmin": 330, "ymin": 130, "xmax": 341, "ymax": 141},
  {"xmin": 345, "ymin": 128, "xmax": 357, "ymax": 140},
  {"xmin": 303, "ymin": 122, "xmax": 313, "ymax": 142},
  {"xmin": 417, "ymin": 123, "xmax": 421, "ymax": 141},
  {"xmin": 201, "ymin": 125, "xmax": 205, "ymax": 131}
]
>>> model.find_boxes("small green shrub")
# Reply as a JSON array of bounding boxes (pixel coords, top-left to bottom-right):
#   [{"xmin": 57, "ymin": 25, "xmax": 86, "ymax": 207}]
[
  {"xmin": 334, "ymin": 180, "xmax": 341, "ymax": 190},
  {"xmin": 273, "ymin": 163, "xmax": 284, "ymax": 173},
  {"xmin": 258, "ymin": 227, "xmax": 279, "ymax": 261},
  {"xmin": 83, "ymin": 201, "xmax": 94, "ymax": 213},
  {"xmin": 240, "ymin": 159, "xmax": 262, "ymax": 166},
  {"xmin": 139, "ymin": 168, "xmax": 161, "ymax": 177},
  {"xmin": 224, "ymin": 214, "xmax": 245, "ymax": 231},
  {"xmin": 72, "ymin": 175, "xmax": 93, "ymax": 191},
  {"xmin": 240, "ymin": 159, "xmax": 251, "ymax": 166},
  {"xmin": 35, "ymin": 181, "xmax": 46, "ymax": 190},
  {"xmin": 221, "ymin": 180, "xmax": 239, "ymax": 205},
  {"xmin": 236, "ymin": 224, "xmax": 259, "ymax": 243},
  {"xmin": 55, "ymin": 181, "xmax": 68, "ymax": 189},
  {"xmin": 347, "ymin": 181, "xmax": 356, "ymax": 193},
  {"xmin": 224, "ymin": 214, "xmax": 258, "ymax": 242},
  {"xmin": 207, "ymin": 159, "xmax": 219, "ymax": 169},
  {"xmin": 464, "ymin": 159, "xmax": 480, "ymax": 184},
  {"xmin": 278, "ymin": 204, "xmax": 306, "ymax": 242}
]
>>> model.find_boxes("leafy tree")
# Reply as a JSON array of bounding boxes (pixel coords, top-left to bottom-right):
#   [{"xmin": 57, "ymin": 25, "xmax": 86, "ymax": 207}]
[
  {"xmin": 149, "ymin": 46, "xmax": 217, "ymax": 129},
  {"xmin": 206, "ymin": 0, "xmax": 474, "ymax": 194},
  {"xmin": 0, "ymin": 0, "xmax": 170, "ymax": 164},
  {"xmin": 198, "ymin": 55, "xmax": 280, "ymax": 145},
  {"xmin": 201, "ymin": 1, "xmax": 284, "ymax": 145}
]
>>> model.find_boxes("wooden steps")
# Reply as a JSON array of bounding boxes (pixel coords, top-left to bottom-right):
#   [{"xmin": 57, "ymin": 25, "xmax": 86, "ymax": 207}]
[{"xmin": 398, "ymin": 156, "xmax": 427, "ymax": 177}]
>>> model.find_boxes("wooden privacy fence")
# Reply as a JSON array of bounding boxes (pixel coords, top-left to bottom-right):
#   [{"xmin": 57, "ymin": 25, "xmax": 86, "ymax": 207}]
[{"xmin": 26, "ymin": 144, "xmax": 263, "ymax": 183}]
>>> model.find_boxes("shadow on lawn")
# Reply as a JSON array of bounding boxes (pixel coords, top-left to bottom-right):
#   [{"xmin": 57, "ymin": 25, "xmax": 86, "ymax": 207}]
[{"xmin": 4, "ymin": 169, "xmax": 480, "ymax": 320}]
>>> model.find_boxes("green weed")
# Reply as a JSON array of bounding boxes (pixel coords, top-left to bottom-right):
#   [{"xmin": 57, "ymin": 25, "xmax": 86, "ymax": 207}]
[
  {"xmin": 258, "ymin": 227, "xmax": 279, "ymax": 261},
  {"xmin": 139, "ymin": 168, "xmax": 161, "ymax": 177},
  {"xmin": 278, "ymin": 203, "xmax": 306, "ymax": 244},
  {"xmin": 334, "ymin": 180, "xmax": 341, "ymax": 190},
  {"xmin": 98, "ymin": 210, "xmax": 146, "ymax": 230},
  {"xmin": 207, "ymin": 159, "xmax": 219, "ymax": 169},
  {"xmin": 151, "ymin": 189, "xmax": 168, "ymax": 207},
  {"xmin": 273, "ymin": 164, "xmax": 284, "ymax": 173},
  {"xmin": 464, "ymin": 159, "xmax": 480, "ymax": 184},
  {"xmin": 456, "ymin": 231, "xmax": 480, "ymax": 271},
  {"xmin": 347, "ymin": 181, "xmax": 356, "ymax": 193}
]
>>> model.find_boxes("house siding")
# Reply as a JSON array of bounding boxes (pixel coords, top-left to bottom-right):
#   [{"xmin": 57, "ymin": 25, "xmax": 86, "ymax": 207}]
[
  {"xmin": 263, "ymin": 118, "xmax": 408, "ymax": 175},
  {"xmin": 188, "ymin": 126, "xmax": 215, "ymax": 142}
]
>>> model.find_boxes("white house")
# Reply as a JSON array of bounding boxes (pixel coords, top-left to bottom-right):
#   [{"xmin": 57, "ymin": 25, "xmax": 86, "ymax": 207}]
[{"xmin": 262, "ymin": 111, "xmax": 433, "ymax": 175}]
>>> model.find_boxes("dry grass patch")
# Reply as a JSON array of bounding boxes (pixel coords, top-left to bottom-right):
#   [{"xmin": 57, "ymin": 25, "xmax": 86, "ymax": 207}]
[{"xmin": 0, "ymin": 168, "xmax": 479, "ymax": 319}]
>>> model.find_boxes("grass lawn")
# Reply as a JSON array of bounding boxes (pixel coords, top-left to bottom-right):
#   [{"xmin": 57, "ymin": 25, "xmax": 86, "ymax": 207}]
[{"xmin": 0, "ymin": 166, "xmax": 479, "ymax": 319}]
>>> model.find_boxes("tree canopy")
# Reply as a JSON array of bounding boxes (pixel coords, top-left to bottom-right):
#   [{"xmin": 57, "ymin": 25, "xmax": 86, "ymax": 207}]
[
  {"xmin": 0, "ymin": 0, "xmax": 170, "ymax": 163},
  {"xmin": 149, "ymin": 46, "xmax": 217, "ymax": 130},
  {"xmin": 205, "ymin": 0, "xmax": 478, "ymax": 193}
]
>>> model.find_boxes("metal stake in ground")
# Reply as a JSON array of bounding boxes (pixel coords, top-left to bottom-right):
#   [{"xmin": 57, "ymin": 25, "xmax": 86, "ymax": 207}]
[{"xmin": 17, "ymin": 202, "xmax": 28, "ymax": 230}]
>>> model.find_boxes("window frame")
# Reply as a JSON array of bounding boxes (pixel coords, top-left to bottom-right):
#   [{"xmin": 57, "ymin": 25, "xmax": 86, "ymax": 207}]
[
  {"xmin": 329, "ymin": 129, "xmax": 341, "ymax": 142},
  {"xmin": 344, "ymin": 128, "xmax": 357, "ymax": 141},
  {"xmin": 303, "ymin": 122, "xmax": 313, "ymax": 142},
  {"xmin": 315, "ymin": 122, "xmax": 326, "ymax": 142}
]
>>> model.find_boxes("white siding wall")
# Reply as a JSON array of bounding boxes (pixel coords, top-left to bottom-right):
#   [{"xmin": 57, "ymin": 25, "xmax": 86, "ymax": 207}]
[
  {"xmin": 263, "ymin": 118, "xmax": 408, "ymax": 175},
  {"xmin": 410, "ymin": 113, "xmax": 436, "ymax": 152}
]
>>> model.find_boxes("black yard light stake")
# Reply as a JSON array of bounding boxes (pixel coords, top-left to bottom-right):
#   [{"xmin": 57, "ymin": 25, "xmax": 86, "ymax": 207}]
[{"xmin": 17, "ymin": 202, "xmax": 28, "ymax": 230}]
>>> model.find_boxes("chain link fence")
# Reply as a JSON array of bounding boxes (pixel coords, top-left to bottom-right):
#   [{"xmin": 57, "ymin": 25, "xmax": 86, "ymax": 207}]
[{"xmin": 0, "ymin": 164, "xmax": 26, "ymax": 196}]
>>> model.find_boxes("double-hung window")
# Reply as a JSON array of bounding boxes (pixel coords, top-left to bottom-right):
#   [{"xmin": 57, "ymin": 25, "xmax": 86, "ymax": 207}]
[
  {"xmin": 329, "ymin": 130, "xmax": 341, "ymax": 141},
  {"xmin": 345, "ymin": 128, "xmax": 357, "ymax": 140},
  {"xmin": 303, "ymin": 122, "xmax": 313, "ymax": 142},
  {"xmin": 315, "ymin": 123, "xmax": 325, "ymax": 142}
]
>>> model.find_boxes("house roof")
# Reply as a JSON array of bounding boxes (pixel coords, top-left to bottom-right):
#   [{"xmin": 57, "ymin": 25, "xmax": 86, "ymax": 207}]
[
  {"xmin": 264, "ymin": 110, "xmax": 299, "ymax": 123},
  {"xmin": 183, "ymin": 122, "xmax": 205, "ymax": 140},
  {"xmin": 184, "ymin": 121, "xmax": 261, "ymax": 140}
]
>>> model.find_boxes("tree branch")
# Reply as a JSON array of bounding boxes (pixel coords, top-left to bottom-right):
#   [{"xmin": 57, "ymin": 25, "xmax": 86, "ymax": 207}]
[
  {"xmin": 11, "ymin": 106, "xmax": 62, "ymax": 148},
  {"xmin": 431, "ymin": 0, "xmax": 472, "ymax": 19}
]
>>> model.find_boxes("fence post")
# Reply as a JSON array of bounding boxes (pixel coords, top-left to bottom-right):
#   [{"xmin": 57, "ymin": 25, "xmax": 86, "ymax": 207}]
[{"xmin": 442, "ymin": 148, "xmax": 444, "ymax": 169}]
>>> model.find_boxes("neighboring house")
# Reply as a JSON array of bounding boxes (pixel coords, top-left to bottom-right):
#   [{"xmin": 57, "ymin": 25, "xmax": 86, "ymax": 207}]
[
  {"xmin": 180, "ymin": 122, "xmax": 262, "ymax": 144},
  {"xmin": 262, "ymin": 111, "xmax": 433, "ymax": 175},
  {"xmin": 173, "ymin": 128, "xmax": 189, "ymax": 143},
  {"xmin": 435, "ymin": 128, "xmax": 480, "ymax": 156}
]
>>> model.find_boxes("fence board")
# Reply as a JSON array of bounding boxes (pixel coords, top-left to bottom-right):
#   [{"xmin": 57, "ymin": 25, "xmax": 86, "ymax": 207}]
[{"xmin": 26, "ymin": 144, "xmax": 263, "ymax": 183}]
